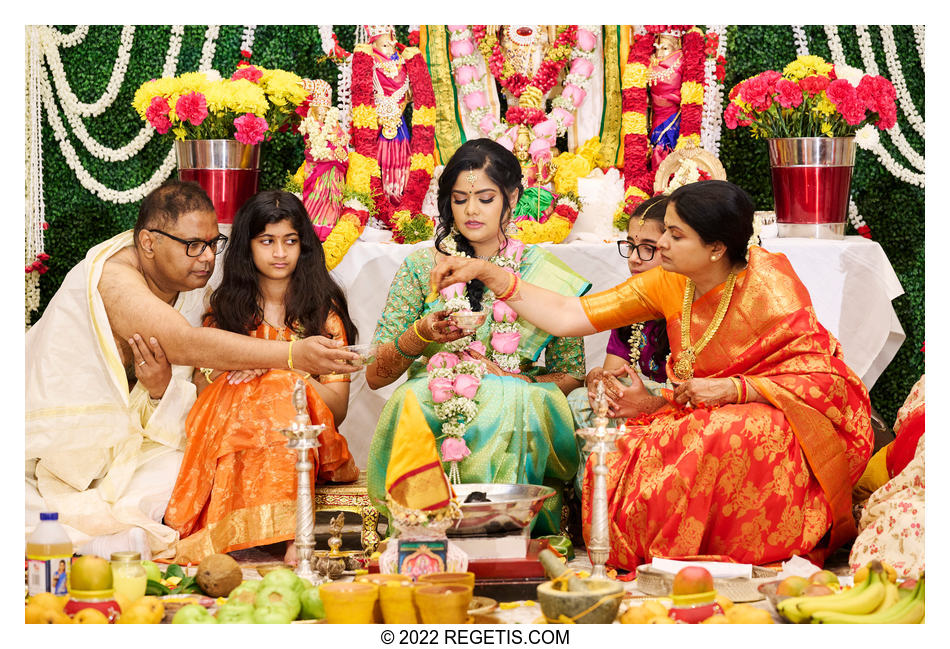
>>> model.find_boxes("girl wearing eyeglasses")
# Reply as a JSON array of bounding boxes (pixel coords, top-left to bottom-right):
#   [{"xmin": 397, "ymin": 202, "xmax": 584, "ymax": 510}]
[{"xmin": 568, "ymin": 195, "xmax": 672, "ymax": 427}]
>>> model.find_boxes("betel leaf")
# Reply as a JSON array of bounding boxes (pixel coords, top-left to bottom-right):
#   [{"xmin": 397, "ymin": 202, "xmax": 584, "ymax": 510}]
[
  {"xmin": 145, "ymin": 579, "xmax": 170, "ymax": 596},
  {"xmin": 164, "ymin": 563, "xmax": 186, "ymax": 579}
]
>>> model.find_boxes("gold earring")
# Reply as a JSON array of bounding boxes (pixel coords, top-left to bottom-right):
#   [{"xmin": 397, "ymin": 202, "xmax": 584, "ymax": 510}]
[{"xmin": 711, "ymin": 255, "xmax": 719, "ymax": 261}]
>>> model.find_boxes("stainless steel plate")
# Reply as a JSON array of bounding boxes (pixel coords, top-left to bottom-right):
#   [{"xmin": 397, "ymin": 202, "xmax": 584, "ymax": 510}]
[{"xmin": 449, "ymin": 483, "xmax": 556, "ymax": 536}]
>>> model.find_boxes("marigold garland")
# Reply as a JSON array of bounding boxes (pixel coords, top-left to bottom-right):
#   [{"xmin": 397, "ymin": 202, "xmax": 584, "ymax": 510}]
[
  {"xmin": 511, "ymin": 193, "xmax": 580, "ymax": 244},
  {"xmin": 349, "ymin": 44, "xmax": 435, "ymax": 243},
  {"xmin": 675, "ymin": 29, "xmax": 705, "ymax": 151}
]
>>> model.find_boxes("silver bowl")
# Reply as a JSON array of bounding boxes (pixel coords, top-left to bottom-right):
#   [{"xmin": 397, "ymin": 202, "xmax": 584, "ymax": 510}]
[
  {"xmin": 448, "ymin": 483, "xmax": 556, "ymax": 536},
  {"xmin": 341, "ymin": 343, "xmax": 379, "ymax": 369},
  {"xmin": 449, "ymin": 311, "xmax": 487, "ymax": 331}
]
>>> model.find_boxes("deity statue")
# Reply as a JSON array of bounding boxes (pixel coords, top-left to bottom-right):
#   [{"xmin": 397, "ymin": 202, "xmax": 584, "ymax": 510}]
[
  {"xmin": 297, "ymin": 79, "xmax": 350, "ymax": 241},
  {"xmin": 366, "ymin": 24, "xmax": 413, "ymax": 206},
  {"xmin": 494, "ymin": 25, "xmax": 558, "ymax": 90},
  {"xmin": 647, "ymin": 33, "xmax": 683, "ymax": 170}
]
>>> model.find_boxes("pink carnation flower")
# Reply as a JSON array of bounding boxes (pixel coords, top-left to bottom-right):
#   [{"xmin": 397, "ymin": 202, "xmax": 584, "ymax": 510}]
[
  {"xmin": 427, "ymin": 351, "xmax": 460, "ymax": 372},
  {"xmin": 231, "ymin": 65, "xmax": 263, "ymax": 83},
  {"xmin": 453, "ymin": 374, "xmax": 480, "ymax": 399},
  {"xmin": 233, "ymin": 113, "xmax": 268, "ymax": 145},
  {"xmin": 145, "ymin": 96, "xmax": 172, "ymax": 134},
  {"xmin": 491, "ymin": 331, "xmax": 520, "ymax": 355},
  {"xmin": 775, "ymin": 79, "xmax": 803, "ymax": 109},
  {"xmin": 175, "ymin": 91, "xmax": 208, "ymax": 126},
  {"xmin": 440, "ymin": 437, "xmax": 471, "ymax": 462},
  {"xmin": 428, "ymin": 377, "xmax": 454, "ymax": 403}
]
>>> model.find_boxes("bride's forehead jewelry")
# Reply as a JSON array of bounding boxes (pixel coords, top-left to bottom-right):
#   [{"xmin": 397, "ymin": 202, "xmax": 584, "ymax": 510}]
[{"xmin": 466, "ymin": 169, "xmax": 477, "ymax": 190}]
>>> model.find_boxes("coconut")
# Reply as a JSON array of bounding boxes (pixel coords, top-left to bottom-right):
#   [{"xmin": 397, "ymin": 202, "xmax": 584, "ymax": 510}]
[{"xmin": 195, "ymin": 553, "xmax": 243, "ymax": 598}]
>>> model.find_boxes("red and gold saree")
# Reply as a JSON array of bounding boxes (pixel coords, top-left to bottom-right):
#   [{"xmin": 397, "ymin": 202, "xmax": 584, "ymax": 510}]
[
  {"xmin": 165, "ymin": 315, "xmax": 358, "ymax": 563},
  {"xmin": 579, "ymin": 247, "xmax": 873, "ymax": 569}
]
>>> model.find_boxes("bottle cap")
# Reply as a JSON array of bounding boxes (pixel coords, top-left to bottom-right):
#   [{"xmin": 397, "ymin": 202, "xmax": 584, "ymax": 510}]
[
  {"xmin": 110, "ymin": 551, "xmax": 142, "ymax": 562},
  {"xmin": 39, "ymin": 512, "xmax": 59, "ymax": 521}
]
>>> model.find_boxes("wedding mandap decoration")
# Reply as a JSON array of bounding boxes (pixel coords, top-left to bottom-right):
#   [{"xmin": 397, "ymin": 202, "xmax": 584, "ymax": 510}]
[
  {"xmin": 724, "ymin": 54, "xmax": 897, "ymax": 238},
  {"xmin": 347, "ymin": 25, "xmax": 437, "ymax": 244},
  {"xmin": 133, "ymin": 51, "xmax": 309, "ymax": 224}
]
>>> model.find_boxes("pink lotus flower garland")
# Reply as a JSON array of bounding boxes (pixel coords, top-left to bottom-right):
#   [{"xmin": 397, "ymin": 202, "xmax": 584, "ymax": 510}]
[
  {"xmin": 447, "ymin": 26, "xmax": 598, "ymax": 166},
  {"xmin": 428, "ymin": 233, "xmax": 526, "ymax": 479}
]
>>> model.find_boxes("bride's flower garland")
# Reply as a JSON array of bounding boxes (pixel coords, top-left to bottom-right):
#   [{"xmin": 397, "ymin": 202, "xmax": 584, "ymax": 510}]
[
  {"xmin": 348, "ymin": 43, "xmax": 436, "ymax": 243},
  {"xmin": 450, "ymin": 25, "xmax": 597, "ymax": 163},
  {"xmin": 431, "ymin": 234, "xmax": 526, "ymax": 480}
]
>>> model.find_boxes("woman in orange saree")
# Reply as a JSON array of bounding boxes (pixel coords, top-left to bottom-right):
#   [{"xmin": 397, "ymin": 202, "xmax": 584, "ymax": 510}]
[
  {"xmin": 431, "ymin": 180, "xmax": 873, "ymax": 569},
  {"xmin": 165, "ymin": 191, "xmax": 359, "ymax": 564}
]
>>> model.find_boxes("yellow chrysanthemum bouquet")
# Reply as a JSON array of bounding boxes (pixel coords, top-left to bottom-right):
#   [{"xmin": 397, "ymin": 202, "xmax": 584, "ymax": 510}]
[{"xmin": 133, "ymin": 59, "xmax": 309, "ymax": 145}]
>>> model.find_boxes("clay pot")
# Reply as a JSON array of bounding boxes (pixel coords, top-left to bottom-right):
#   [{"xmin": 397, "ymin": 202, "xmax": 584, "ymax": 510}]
[
  {"xmin": 379, "ymin": 581, "xmax": 420, "ymax": 624},
  {"xmin": 319, "ymin": 581, "xmax": 379, "ymax": 624},
  {"xmin": 416, "ymin": 571, "xmax": 476, "ymax": 591},
  {"xmin": 414, "ymin": 584, "xmax": 472, "ymax": 624},
  {"xmin": 356, "ymin": 573, "xmax": 413, "ymax": 622}
]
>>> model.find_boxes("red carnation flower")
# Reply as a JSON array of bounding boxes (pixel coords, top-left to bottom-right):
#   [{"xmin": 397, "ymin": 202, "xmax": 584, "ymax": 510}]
[
  {"xmin": 42, "ymin": 221, "xmax": 50, "ymax": 230},
  {"xmin": 775, "ymin": 79, "xmax": 803, "ymax": 108},
  {"xmin": 175, "ymin": 91, "xmax": 208, "ymax": 126},
  {"xmin": 233, "ymin": 113, "xmax": 268, "ymax": 145},
  {"xmin": 743, "ymin": 76, "xmax": 773, "ymax": 111},
  {"xmin": 799, "ymin": 75, "xmax": 830, "ymax": 96},
  {"xmin": 145, "ymin": 96, "xmax": 172, "ymax": 134},
  {"xmin": 36, "ymin": 253, "xmax": 50, "ymax": 262},
  {"xmin": 240, "ymin": 49, "xmax": 252, "ymax": 59},
  {"xmin": 232, "ymin": 65, "xmax": 263, "ymax": 83},
  {"xmin": 705, "ymin": 32, "xmax": 719, "ymax": 57}
]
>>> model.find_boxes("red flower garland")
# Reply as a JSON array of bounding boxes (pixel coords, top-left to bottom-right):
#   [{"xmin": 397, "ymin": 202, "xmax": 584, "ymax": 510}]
[
  {"xmin": 621, "ymin": 32, "xmax": 655, "ymax": 207},
  {"xmin": 677, "ymin": 29, "xmax": 705, "ymax": 146},
  {"xmin": 350, "ymin": 47, "xmax": 436, "ymax": 242},
  {"xmin": 473, "ymin": 25, "xmax": 578, "ymax": 100}
]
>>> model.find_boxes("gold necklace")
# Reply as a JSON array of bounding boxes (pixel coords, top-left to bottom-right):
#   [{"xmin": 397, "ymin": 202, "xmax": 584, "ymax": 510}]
[{"xmin": 672, "ymin": 272, "xmax": 737, "ymax": 381}]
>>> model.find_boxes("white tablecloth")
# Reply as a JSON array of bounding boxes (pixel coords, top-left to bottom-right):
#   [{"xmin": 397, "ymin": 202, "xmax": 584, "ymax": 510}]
[{"xmin": 331, "ymin": 235, "xmax": 904, "ymax": 468}]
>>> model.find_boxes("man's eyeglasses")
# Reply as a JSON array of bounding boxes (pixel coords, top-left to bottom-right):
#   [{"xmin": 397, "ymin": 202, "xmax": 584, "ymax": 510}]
[
  {"xmin": 148, "ymin": 229, "xmax": 228, "ymax": 257},
  {"xmin": 617, "ymin": 240, "xmax": 657, "ymax": 262}
]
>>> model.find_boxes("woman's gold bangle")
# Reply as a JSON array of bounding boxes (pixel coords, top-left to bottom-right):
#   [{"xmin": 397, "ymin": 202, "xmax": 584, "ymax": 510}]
[
  {"xmin": 288, "ymin": 339, "xmax": 295, "ymax": 370},
  {"xmin": 201, "ymin": 367, "xmax": 215, "ymax": 384},
  {"xmin": 413, "ymin": 320, "xmax": 436, "ymax": 344}
]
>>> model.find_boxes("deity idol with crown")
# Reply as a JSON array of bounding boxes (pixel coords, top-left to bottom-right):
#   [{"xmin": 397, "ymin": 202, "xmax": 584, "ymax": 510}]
[
  {"xmin": 366, "ymin": 24, "xmax": 413, "ymax": 206},
  {"xmin": 647, "ymin": 33, "xmax": 684, "ymax": 169},
  {"xmin": 297, "ymin": 78, "xmax": 350, "ymax": 241}
]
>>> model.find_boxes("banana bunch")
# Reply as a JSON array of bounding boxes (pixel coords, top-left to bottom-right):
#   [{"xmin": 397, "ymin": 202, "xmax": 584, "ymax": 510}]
[{"xmin": 777, "ymin": 560, "xmax": 924, "ymax": 624}]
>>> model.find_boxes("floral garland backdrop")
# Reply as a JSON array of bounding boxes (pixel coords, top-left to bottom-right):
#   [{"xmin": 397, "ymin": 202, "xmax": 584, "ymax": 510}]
[{"xmin": 28, "ymin": 25, "xmax": 922, "ymax": 422}]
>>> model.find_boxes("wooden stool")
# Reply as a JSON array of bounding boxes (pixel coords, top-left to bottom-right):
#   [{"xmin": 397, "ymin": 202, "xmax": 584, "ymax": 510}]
[{"xmin": 313, "ymin": 470, "xmax": 381, "ymax": 555}]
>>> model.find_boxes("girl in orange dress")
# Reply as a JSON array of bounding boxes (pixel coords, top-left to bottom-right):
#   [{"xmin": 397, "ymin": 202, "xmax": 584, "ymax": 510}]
[{"xmin": 165, "ymin": 190, "xmax": 359, "ymax": 564}]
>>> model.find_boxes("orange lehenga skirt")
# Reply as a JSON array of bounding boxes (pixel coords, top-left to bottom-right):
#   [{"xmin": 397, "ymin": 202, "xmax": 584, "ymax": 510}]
[{"xmin": 165, "ymin": 319, "xmax": 358, "ymax": 563}]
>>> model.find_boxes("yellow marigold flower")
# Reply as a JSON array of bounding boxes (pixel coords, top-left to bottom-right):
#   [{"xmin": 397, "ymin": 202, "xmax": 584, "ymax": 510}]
[
  {"xmin": 552, "ymin": 153, "xmax": 591, "ymax": 196},
  {"xmin": 394, "ymin": 210, "xmax": 413, "ymax": 227},
  {"xmin": 410, "ymin": 153, "xmax": 435, "ymax": 174},
  {"xmin": 680, "ymin": 81, "xmax": 704, "ymax": 106},
  {"xmin": 346, "ymin": 153, "xmax": 379, "ymax": 192},
  {"xmin": 621, "ymin": 112, "xmax": 648, "ymax": 136},
  {"xmin": 783, "ymin": 55, "xmax": 833, "ymax": 81},
  {"xmin": 177, "ymin": 71, "xmax": 211, "ymax": 94},
  {"xmin": 412, "ymin": 106, "xmax": 436, "ymax": 127},
  {"xmin": 259, "ymin": 68, "xmax": 308, "ymax": 107},
  {"xmin": 351, "ymin": 104, "xmax": 378, "ymax": 130},
  {"xmin": 340, "ymin": 212, "xmax": 362, "ymax": 227},
  {"xmin": 625, "ymin": 186, "xmax": 649, "ymax": 200},
  {"xmin": 622, "ymin": 63, "xmax": 648, "ymax": 89},
  {"xmin": 324, "ymin": 219, "xmax": 361, "ymax": 270},
  {"xmin": 675, "ymin": 133, "xmax": 702, "ymax": 149},
  {"xmin": 575, "ymin": 136, "xmax": 601, "ymax": 165},
  {"xmin": 814, "ymin": 97, "xmax": 836, "ymax": 116},
  {"xmin": 820, "ymin": 121, "xmax": 833, "ymax": 136}
]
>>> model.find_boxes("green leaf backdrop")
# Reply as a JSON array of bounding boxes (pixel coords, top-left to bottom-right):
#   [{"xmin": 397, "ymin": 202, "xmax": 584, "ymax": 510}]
[{"xmin": 32, "ymin": 25, "xmax": 924, "ymax": 422}]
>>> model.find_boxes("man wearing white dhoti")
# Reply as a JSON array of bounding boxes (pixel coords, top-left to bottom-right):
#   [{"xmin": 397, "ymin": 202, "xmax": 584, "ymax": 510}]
[{"xmin": 26, "ymin": 181, "xmax": 361, "ymax": 559}]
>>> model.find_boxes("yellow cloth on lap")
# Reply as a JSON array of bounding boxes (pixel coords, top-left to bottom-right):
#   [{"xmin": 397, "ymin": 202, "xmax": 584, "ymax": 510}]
[{"xmin": 385, "ymin": 391, "xmax": 451, "ymax": 512}]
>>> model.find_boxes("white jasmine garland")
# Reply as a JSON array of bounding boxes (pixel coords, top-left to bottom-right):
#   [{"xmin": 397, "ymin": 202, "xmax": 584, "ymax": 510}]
[
  {"xmin": 198, "ymin": 25, "xmax": 220, "ymax": 71},
  {"xmin": 912, "ymin": 25, "xmax": 925, "ymax": 71},
  {"xmin": 240, "ymin": 25, "xmax": 256, "ymax": 54},
  {"xmin": 47, "ymin": 25, "xmax": 88, "ymax": 48},
  {"xmin": 848, "ymin": 198, "xmax": 870, "ymax": 235},
  {"xmin": 792, "ymin": 25, "xmax": 809, "ymax": 56},
  {"xmin": 26, "ymin": 27, "xmax": 46, "ymax": 321},
  {"xmin": 700, "ymin": 25, "xmax": 727, "ymax": 156},
  {"xmin": 823, "ymin": 25, "xmax": 846, "ymax": 65},
  {"xmin": 879, "ymin": 25, "xmax": 925, "ymax": 138}
]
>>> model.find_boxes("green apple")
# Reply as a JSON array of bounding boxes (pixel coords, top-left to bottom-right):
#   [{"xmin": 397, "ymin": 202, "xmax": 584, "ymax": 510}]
[
  {"xmin": 172, "ymin": 603, "xmax": 217, "ymax": 624},
  {"xmin": 216, "ymin": 602, "xmax": 256, "ymax": 624},
  {"xmin": 253, "ymin": 602, "xmax": 295, "ymax": 624},
  {"xmin": 298, "ymin": 587, "xmax": 325, "ymax": 620},
  {"xmin": 141, "ymin": 560, "xmax": 162, "ymax": 583},
  {"xmin": 227, "ymin": 581, "xmax": 261, "ymax": 606},
  {"xmin": 255, "ymin": 584, "xmax": 301, "ymax": 620},
  {"xmin": 262, "ymin": 567, "xmax": 305, "ymax": 595}
]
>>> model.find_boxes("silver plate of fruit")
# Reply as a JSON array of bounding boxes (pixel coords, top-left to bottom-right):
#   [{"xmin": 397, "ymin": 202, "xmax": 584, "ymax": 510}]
[
  {"xmin": 449, "ymin": 311, "xmax": 487, "ymax": 331},
  {"xmin": 449, "ymin": 483, "xmax": 556, "ymax": 536}
]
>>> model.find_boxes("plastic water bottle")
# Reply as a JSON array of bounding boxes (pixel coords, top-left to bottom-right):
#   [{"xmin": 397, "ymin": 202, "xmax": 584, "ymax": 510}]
[{"xmin": 26, "ymin": 512, "xmax": 73, "ymax": 596}]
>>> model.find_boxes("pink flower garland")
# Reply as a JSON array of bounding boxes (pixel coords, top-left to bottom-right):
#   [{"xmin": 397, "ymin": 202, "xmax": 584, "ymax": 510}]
[{"xmin": 448, "ymin": 26, "xmax": 598, "ymax": 165}]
